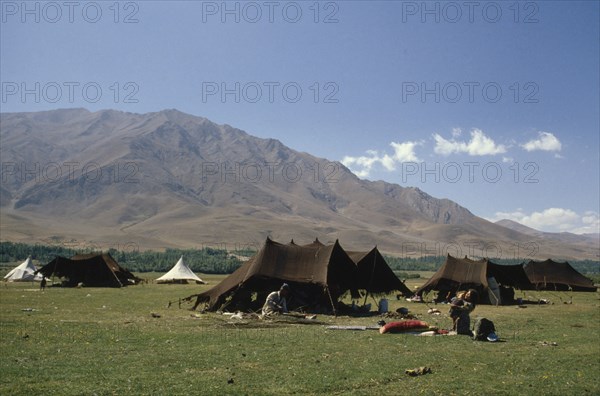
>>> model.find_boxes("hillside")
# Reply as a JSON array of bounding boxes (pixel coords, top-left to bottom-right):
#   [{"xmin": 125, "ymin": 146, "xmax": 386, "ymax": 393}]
[{"xmin": 1, "ymin": 109, "xmax": 598, "ymax": 260}]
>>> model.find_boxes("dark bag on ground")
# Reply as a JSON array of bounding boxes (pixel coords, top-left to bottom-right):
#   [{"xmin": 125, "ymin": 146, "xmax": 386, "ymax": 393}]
[{"xmin": 472, "ymin": 318, "xmax": 496, "ymax": 341}]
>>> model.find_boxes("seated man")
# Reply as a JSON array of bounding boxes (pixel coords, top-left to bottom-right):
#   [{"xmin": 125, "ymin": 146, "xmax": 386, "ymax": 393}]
[{"xmin": 262, "ymin": 283, "xmax": 290, "ymax": 316}]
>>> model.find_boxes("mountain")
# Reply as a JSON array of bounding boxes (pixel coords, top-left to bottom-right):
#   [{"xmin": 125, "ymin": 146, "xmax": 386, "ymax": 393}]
[
  {"xmin": 1, "ymin": 108, "xmax": 598, "ymax": 260},
  {"xmin": 495, "ymin": 219, "xmax": 545, "ymax": 238},
  {"xmin": 496, "ymin": 219, "xmax": 600, "ymax": 254}
]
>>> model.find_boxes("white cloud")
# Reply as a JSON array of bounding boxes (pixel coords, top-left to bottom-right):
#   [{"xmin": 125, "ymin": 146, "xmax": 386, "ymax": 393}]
[
  {"xmin": 380, "ymin": 154, "xmax": 395, "ymax": 171},
  {"xmin": 488, "ymin": 208, "xmax": 599, "ymax": 234},
  {"xmin": 341, "ymin": 140, "xmax": 421, "ymax": 178},
  {"xmin": 341, "ymin": 152, "xmax": 378, "ymax": 171},
  {"xmin": 353, "ymin": 168, "xmax": 370, "ymax": 178},
  {"xmin": 502, "ymin": 156, "xmax": 514, "ymax": 163},
  {"xmin": 527, "ymin": 208, "xmax": 579, "ymax": 231},
  {"xmin": 451, "ymin": 127, "xmax": 462, "ymax": 138},
  {"xmin": 582, "ymin": 211, "xmax": 599, "ymax": 224},
  {"xmin": 433, "ymin": 133, "xmax": 462, "ymax": 155},
  {"xmin": 390, "ymin": 141, "xmax": 420, "ymax": 162},
  {"xmin": 574, "ymin": 212, "xmax": 600, "ymax": 235},
  {"xmin": 433, "ymin": 128, "xmax": 507, "ymax": 156},
  {"xmin": 521, "ymin": 132, "xmax": 562, "ymax": 152}
]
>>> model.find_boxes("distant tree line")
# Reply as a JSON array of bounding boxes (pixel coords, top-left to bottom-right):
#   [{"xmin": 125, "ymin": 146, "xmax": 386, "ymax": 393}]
[
  {"xmin": 384, "ymin": 256, "xmax": 441, "ymax": 272},
  {"xmin": 567, "ymin": 260, "xmax": 600, "ymax": 276},
  {"xmin": 392, "ymin": 271, "xmax": 422, "ymax": 279},
  {"xmin": 0, "ymin": 242, "xmax": 248, "ymax": 274},
  {"xmin": 107, "ymin": 248, "xmax": 245, "ymax": 273},
  {"xmin": 1, "ymin": 242, "xmax": 597, "ymax": 275}
]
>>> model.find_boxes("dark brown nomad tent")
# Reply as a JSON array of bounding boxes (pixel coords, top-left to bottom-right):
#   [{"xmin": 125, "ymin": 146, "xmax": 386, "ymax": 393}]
[
  {"xmin": 302, "ymin": 238, "xmax": 326, "ymax": 249},
  {"xmin": 415, "ymin": 254, "xmax": 489, "ymax": 300},
  {"xmin": 487, "ymin": 262, "xmax": 533, "ymax": 290},
  {"xmin": 524, "ymin": 259, "xmax": 597, "ymax": 292},
  {"xmin": 347, "ymin": 247, "xmax": 413, "ymax": 296},
  {"xmin": 414, "ymin": 254, "xmax": 532, "ymax": 305},
  {"xmin": 186, "ymin": 238, "xmax": 358, "ymax": 313},
  {"xmin": 36, "ymin": 253, "xmax": 141, "ymax": 287},
  {"xmin": 287, "ymin": 238, "xmax": 324, "ymax": 248}
]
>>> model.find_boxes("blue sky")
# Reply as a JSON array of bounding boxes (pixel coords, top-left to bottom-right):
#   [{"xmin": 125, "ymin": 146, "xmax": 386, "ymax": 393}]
[{"xmin": 1, "ymin": 1, "xmax": 599, "ymax": 234}]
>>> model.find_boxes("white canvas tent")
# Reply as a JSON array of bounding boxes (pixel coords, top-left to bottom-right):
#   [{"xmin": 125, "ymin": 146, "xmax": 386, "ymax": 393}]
[
  {"xmin": 4, "ymin": 257, "xmax": 44, "ymax": 282},
  {"xmin": 156, "ymin": 256, "xmax": 205, "ymax": 284}
]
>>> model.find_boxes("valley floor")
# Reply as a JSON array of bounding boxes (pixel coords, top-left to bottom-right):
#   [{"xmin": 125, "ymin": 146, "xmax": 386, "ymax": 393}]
[{"xmin": 1, "ymin": 275, "xmax": 599, "ymax": 395}]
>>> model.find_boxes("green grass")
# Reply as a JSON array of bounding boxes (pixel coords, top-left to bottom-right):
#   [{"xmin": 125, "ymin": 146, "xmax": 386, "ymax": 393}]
[{"xmin": 1, "ymin": 276, "xmax": 599, "ymax": 395}]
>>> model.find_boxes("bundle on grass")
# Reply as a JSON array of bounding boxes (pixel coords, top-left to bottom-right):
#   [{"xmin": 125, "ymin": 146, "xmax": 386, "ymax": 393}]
[{"xmin": 379, "ymin": 320, "xmax": 430, "ymax": 334}]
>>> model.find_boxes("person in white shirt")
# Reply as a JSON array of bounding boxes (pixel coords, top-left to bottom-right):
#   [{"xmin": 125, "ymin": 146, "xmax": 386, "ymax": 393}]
[{"xmin": 262, "ymin": 283, "xmax": 290, "ymax": 316}]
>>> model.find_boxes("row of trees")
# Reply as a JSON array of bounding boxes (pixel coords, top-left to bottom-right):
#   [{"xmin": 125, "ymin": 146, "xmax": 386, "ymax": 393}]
[
  {"xmin": 1, "ymin": 242, "xmax": 598, "ymax": 275},
  {"xmin": 0, "ymin": 242, "xmax": 246, "ymax": 274},
  {"xmin": 108, "ymin": 248, "xmax": 244, "ymax": 273}
]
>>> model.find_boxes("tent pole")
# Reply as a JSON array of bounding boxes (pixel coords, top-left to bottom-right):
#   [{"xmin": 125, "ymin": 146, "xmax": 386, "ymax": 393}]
[
  {"xmin": 362, "ymin": 251, "xmax": 378, "ymax": 307},
  {"xmin": 52, "ymin": 256, "xmax": 59, "ymax": 280},
  {"xmin": 104, "ymin": 251, "xmax": 124, "ymax": 287},
  {"xmin": 326, "ymin": 286, "xmax": 337, "ymax": 317},
  {"xmin": 370, "ymin": 294, "xmax": 379, "ymax": 307},
  {"xmin": 108, "ymin": 259, "xmax": 124, "ymax": 287}
]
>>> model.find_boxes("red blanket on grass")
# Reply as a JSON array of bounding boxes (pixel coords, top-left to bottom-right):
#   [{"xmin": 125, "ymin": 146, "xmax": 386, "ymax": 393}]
[{"xmin": 379, "ymin": 320, "xmax": 429, "ymax": 334}]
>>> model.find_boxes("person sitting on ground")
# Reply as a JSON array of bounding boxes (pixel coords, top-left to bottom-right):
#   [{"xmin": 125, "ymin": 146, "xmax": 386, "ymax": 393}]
[
  {"xmin": 262, "ymin": 283, "xmax": 290, "ymax": 316},
  {"xmin": 449, "ymin": 289, "xmax": 479, "ymax": 335}
]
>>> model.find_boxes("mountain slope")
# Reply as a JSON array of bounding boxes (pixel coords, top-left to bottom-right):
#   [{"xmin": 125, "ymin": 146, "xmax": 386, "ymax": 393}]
[
  {"xmin": 496, "ymin": 219, "xmax": 599, "ymax": 254},
  {"xmin": 1, "ymin": 109, "xmax": 597, "ymax": 260}
]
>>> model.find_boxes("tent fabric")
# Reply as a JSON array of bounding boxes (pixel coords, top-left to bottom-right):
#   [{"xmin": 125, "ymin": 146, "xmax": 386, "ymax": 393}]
[
  {"xmin": 414, "ymin": 254, "xmax": 490, "ymax": 296},
  {"xmin": 486, "ymin": 276, "xmax": 502, "ymax": 305},
  {"xmin": 346, "ymin": 248, "xmax": 412, "ymax": 296},
  {"xmin": 188, "ymin": 238, "xmax": 358, "ymax": 312},
  {"xmin": 156, "ymin": 256, "xmax": 205, "ymax": 284},
  {"xmin": 524, "ymin": 259, "xmax": 597, "ymax": 292},
  {"xmin": 36, "ymin": 253, "xmax": 140, "ymax": 287},
  {"xmin": 302, "ymin": 238, "xmax": 326, "ymax": 249},
  {"xmin": 414, "ymin": 255, "xmax": 534, "ymax": 305},
  {"xmin": 3, "ymin": 257, "xmax": 44, "ymax": 282},
  {"xmin": 288, "ymin": 238, "xmax": 324, "ymax": 248},
  {"xmin": 486, "ymin": 262, "xmax": 533, "ymax": 290}
]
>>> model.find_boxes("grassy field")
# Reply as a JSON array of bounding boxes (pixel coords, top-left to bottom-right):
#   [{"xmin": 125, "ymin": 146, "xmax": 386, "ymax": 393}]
[{"xmin": 1, "ymin": 273, "xmax": 599, "ymax": 395}]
